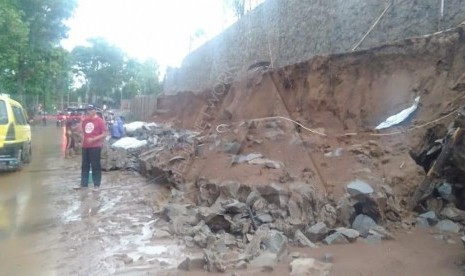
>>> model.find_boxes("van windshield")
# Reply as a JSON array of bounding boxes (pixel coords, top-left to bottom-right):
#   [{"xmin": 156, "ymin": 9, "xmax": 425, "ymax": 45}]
[{"xmin": 0, "ymin": 100, "xmax": 8, "ymax": 125}]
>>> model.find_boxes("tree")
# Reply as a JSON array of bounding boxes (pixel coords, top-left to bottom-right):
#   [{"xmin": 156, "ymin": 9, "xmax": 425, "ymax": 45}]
[
  {"xmin": 121, "ymin": 58, "xmax": 162, "ymax": 100},
  {"xmin": 71, "ymin": 38, "xmax": 125, "ymax": 105},
  {"xmin": 0, "ymin": 0, "xmax": 28, "ymax": 92},
  {"xmin": 0, "ymin": 0, "xmax": 77, "ymax": 112}
]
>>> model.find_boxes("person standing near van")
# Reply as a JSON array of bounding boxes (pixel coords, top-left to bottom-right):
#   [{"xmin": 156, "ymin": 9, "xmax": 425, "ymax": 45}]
[{"xmin": 77, "ymin": 105, "xmax": 106, "ymax": 190}]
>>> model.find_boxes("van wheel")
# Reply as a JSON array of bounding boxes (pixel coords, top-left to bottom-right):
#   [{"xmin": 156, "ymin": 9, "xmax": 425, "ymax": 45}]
[{"xmin": 22, "ymin": 142, "xmax": 31, "ymax": 164}]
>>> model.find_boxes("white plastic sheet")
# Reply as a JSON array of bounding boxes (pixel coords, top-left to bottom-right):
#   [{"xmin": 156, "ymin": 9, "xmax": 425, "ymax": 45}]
[
  {"xmin": 112, "ymin": 137, "xmax": 147, "ymax": 149},
  {"xmin": 375, "ymin": 96, "xmax": 420, "ymax": 130},
  {"xmin": 124, "ymin": 121, "xmax": 146, "ymax": 134}
]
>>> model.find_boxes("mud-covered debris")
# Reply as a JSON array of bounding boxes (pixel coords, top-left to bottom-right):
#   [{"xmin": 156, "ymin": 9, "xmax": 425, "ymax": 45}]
[
  {"xmin": 178, "ymin": 257, "xmax": 206, "ymax": 271},
  {"xmin": 294, "ymin": 229, "xmax": 319, "ymax": 248},
  {"xmin": 249, "ymin": 252, "xmax": 277, "ymax": 269},
  {"xmin": 289, "ymin": 258, "xmax": 332, "ymax": 276}
]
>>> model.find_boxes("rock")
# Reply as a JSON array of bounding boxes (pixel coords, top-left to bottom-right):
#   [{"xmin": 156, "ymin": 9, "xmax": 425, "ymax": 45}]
[
  {"xmin": 256, "ymin": 212, "xmax": 274, "ymax": 223},
  {"xmin": 289, "ymin": 258, "xmax": 332, "ymax": 276},
  {"xmin": 440, "ymin": 206, "xmax": 465, "ymax": 223},
  {"xmin": 257, "ymin": 183, "xmax": 290, "ymax": 208},
  {"xmin": 249, "ymin": 158, "xmax": 284, "ymax": 169},
  {"xmin": 419, "ymin": 211, "xmax": 438, "ymax": 226},
  {"xmin": 235, "ymin": 261, "xmax": 248, "ymax": 269},
  {"xmin": 323, "ymin": 253, "xmax": 333, "ymax": 263},
  {"xmin": 305, "ymin": 222, "xmax": 329, "ymax": 242},
  {"xmin": 352, "ymin": 214, "xmax": 377, "ymax": 237},
  {"xmin": 203, "ymin": 249, "xmax": 226, "ymax": 272},
  {"xmin": 416, "ymin": 217, "xmax": 430, "ymax": 228},
  {"xmin": 436, "ymin": 219, "xmax": 461, "ymax": 233},
  {"xmin": 219, "ymin": 181, "xmax": 241, "ymax": 199},
  {"xmin": 335, "ymin": 227, "xmax": 359, "ymax": 242},
  {"xmin": 245, "ymin": 153, "xmax": 263, "ymax": 162},
  {"xmin": 319, "ymin": 204, "xmax": 337, "ymax": 228},
  {"xmin": 347, "ymin": 179, "xmax": 374, "ymax": 197},
  {"xmin": 323, "ymin": 232, "xmax": 349, "ymax": 245},
  {"xmin": 364, "ymin": 234, "xmax": 382, "ymax": 245},
  {"xmin": 225, "ymin": 141, "xmax": 241, "ymax": 154},
  {"xmin": 437, "ymin": 182, "xmax": 454, "ymax": 201},
  {"xmin": 336, "ymin": 195, "xmax": 355, "ymax": 227},
  {"xmin": 198, "ymin": 209, "xmax": 232, "ymax": 233},
  {"xmin": 249, "ymin": 252, "xmax": 277, "ymax": 268},
  {"xmin": 153, "ymin": 229, "xmax": 172, "ymax": 239},
  {"xmin": 426, "ymin": 198, "xmax": 444, "ymax": 214},
  {"xmin": 294, "ymin": 229, "xmax": 319, "ymax": 248},
  {"xmin": 461, "ymin": 236, "xmax": 465, "ymax": 249},
  {"xmin": 245, "ymin": 228, "xmax": 288, "ymax": 261},
  {"xmin": 222, "ymin": 200, "xmax": 248, "ymax": 214},
  {"xmin": 262, "ymin": 230, "xmax": 288, "ymax": 258},
  {"xmin": 369, "ymin": 225, "xmax": 394, "ymax": 240},
  {"xmin": 178, "ymin": 257, "xmax": 205, "ymax": 271}
]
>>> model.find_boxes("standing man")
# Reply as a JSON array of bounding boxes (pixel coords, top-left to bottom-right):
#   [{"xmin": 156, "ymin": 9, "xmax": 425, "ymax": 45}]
[{"xmin": 77, "ymin": 105, "xmax": 107, "ymax": 190}]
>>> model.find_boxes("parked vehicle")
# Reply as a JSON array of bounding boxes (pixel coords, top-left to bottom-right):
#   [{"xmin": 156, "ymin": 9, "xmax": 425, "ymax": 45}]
[{"xmin": 0, "ymin": 94, "xmax": 32, "ymax": 170}]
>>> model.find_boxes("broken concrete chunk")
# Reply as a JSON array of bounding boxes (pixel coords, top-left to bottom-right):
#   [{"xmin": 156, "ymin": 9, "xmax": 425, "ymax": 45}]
[{"xmin": 289, "ymin": 258, "xmax": 332, "ymax": 276}]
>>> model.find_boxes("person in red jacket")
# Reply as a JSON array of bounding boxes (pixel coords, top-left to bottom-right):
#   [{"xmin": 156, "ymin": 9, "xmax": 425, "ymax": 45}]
[{"xmin": 76, "ymin": 105, "xmax": 107, "ymax": 190}]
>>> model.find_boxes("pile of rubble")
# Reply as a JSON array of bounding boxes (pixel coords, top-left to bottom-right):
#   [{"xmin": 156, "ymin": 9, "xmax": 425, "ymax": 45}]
[
  {"xmin": 101, "ymin": 122, "xmax": 198, "ymax": 179},
  {"xmin": 150, "ymin": 177, "xmax": 399, "ymax": 272},
  {"xmin": 101, "ymin": 121, "xmax": 400, "ymax": 271}
]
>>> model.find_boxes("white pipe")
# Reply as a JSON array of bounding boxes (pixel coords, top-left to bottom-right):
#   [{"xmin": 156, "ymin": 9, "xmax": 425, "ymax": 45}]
[{"xmin": 440, "ymin": 0, "xmax": 445, "ymax": 18}]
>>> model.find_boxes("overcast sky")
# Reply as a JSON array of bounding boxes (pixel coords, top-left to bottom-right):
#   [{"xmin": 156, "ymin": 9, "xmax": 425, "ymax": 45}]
[{"xmin": 61, "ymin": 0, "xmax": 235, "ymax": 71}]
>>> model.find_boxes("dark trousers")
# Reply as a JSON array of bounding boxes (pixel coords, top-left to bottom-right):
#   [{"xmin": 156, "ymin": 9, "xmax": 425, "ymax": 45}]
[{"xmin": 81, "ymin": 147, "xmax": 102, "ymax": 187}]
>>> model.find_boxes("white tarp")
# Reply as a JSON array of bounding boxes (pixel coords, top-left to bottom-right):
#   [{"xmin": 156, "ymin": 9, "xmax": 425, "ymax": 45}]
[
  {"xmin": 375, "ymin": 96, "xmax": 420, "ymax": 130},
  {"xmin": 112, "ymin": 137, "xmax": 147, "ymax": 149},
  {"xmin": 124, "ymin": 121, "xmax": 146, "ymax": 134}
]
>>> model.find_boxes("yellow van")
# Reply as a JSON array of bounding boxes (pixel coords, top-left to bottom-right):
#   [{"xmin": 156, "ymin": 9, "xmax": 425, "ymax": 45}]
[{"xmin": 0, "ymin": 94, "xmax": 31, "ymax": 170}]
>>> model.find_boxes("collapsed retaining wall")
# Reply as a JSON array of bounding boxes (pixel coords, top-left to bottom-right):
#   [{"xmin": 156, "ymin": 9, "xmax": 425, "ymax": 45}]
[{"xmin": 164, "ymin": 0, "xmax": 465, "ymax": 94}]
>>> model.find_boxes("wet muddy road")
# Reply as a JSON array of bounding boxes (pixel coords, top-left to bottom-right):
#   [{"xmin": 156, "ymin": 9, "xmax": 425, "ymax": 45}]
[{"xmin": 0, "ymin": 125, "xmax": 184, "ymax": 275}]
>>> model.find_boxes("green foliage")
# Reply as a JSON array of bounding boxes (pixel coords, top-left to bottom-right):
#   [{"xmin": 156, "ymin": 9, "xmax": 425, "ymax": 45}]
[
  {"xmin": 71, "ymin": 38, "xmax": 162, "ymax": 107},
  {"xmin": 0, "ymin": 0, "xmax": 77, "ymax": 112}
]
